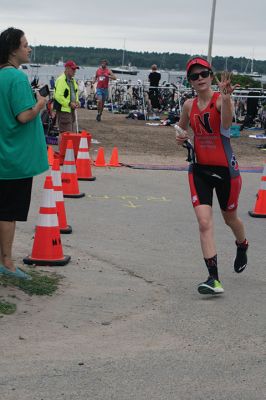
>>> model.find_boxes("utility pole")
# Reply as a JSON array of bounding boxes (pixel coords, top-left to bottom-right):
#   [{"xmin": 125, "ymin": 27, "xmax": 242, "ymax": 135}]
[{"xmin": 207, "ymin": 0, "xmax": 217, "ymax": 63}]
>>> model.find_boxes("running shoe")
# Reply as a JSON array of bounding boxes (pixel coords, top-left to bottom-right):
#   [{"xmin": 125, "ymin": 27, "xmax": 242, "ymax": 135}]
[
  {"xmin": 234, "ymin": 240, "xmax": 248, "ymax": 273},
  {"xmin": 198, "ymin": 277, "xmax": 224, "ymax": 295},
  {"xmin": 96, "ymin": 113, "xmax": 101, "ymax": 122}
]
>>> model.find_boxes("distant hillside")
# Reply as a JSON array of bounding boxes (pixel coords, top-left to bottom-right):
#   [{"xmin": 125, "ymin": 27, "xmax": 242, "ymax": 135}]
[{"xmin": 33, "ymin": 45, "xmax": 266, "ymax": 74}]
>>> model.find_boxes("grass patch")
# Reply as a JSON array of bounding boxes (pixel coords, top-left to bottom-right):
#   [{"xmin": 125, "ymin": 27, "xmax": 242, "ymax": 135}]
[
  {"xmin": 0, "ymin": 270, "xmax": 61, "ymax": 296},
  {"xmin": 0, "ymin": 301, "xmax": 16, "ymax": 315}
]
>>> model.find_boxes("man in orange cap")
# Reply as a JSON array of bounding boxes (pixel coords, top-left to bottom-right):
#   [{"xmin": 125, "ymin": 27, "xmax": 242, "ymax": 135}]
[{"xmin": 54, "ymin": 60, "xmax": 80, "ymax": 141}]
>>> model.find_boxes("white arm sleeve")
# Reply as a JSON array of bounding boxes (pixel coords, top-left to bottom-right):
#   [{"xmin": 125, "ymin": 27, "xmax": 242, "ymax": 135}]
[{"xmin": 220, "ymin": 124, "xmax": 231, "ymax": 138}]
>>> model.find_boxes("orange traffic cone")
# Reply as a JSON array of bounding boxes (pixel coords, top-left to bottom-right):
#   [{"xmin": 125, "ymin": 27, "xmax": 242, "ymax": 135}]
[
  {"xmin": 94, "ymin": 147, "xmax": 107, "ymax": 167},
  {"xmin": 47, "ymin": 145, "xmax": 54, "ymax": 166},
  {"xmin": 23, "ymin": 176, "xmax": 71, "ymax": 266},
  {"xmin": 61, "ymin": 140, "xmax": 85, "ymax": 198},
  {"xmin": 249, "ymin": 161, "xmax": 266, "ymax": 218},
  {"xmin": 108, "ymin": 147, "xmax": 121, "ymax": 167},
  {"xmin": 76, "ymin": 131, "xmax": 96, "ymax": 181},
  {"xmin": 51, "ymin": 159, "xmax": 72, "ymax": 234}
]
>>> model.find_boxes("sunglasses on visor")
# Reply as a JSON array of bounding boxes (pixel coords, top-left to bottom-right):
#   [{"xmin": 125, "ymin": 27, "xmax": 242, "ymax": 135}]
[{"xmin": 188, "ymin": 70, "xmax": 212, "ymax": 81}]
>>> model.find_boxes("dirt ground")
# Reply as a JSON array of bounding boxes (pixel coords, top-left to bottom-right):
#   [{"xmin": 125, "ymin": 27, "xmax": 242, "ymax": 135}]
[
  {"xmin": 1, "ymin": 108, "xmax": 265, "ymax": 400},
  {"xmin": 77, "ymin": 108, "xmax": 266, "ymax": 167}
]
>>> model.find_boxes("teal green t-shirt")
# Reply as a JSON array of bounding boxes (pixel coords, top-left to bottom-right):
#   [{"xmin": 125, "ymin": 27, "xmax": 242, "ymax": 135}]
[{"xmin": 0, "ymin": 68, "xmax": 48, "ymax": 179}]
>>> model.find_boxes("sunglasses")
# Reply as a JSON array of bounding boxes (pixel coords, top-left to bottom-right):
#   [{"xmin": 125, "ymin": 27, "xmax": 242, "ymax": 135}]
[{"xmin": 188, "ymin": 70, "xmax": 212, "ymax": 81}]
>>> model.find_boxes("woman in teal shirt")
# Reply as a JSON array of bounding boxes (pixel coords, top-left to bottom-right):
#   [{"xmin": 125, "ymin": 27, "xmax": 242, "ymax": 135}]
[{"xmin": 0, "ymin": 27, "xmax": 48, "ymax": 279}]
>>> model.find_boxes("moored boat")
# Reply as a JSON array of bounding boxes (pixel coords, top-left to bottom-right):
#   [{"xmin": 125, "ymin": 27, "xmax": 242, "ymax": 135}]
[
  {"xmin": 241, "ymin": 71, "xmax": 262, "ymax": 79},
  {"xmin": 112, "ymin": 63, "xmax": 139, "ymax": 75},
  {"xmin": 56, "ymin": 58, "xmax": 64, "ymax": 67},
  {"xmin": 240, "ymin": 54, "xmax": 262, "ymax": 79}
]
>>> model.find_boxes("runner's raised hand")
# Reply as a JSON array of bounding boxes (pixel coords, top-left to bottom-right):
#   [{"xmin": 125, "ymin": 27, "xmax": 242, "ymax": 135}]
[{"xmin": 215, "ymin": 71, "xmax": 240, "ymax": 97}]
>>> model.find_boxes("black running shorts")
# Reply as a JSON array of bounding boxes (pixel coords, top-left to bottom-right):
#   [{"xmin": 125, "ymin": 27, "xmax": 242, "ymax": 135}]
[
  {"xmin": 188, "ymin": 164, "xmax": 242, "ymax": 211},
  {"xmin": 0, "ymin": 178, "xmax": 33, "ymax": 221}
]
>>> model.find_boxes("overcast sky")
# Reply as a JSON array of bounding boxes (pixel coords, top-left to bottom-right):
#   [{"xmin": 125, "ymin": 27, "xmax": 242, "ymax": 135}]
[{"xmin": 1, "ymin": 0, "xmax": 266, "ymax": 60}]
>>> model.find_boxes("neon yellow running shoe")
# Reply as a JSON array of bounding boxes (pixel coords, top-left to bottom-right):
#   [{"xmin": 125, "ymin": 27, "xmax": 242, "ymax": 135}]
[{"xmin": 198, "ymin": 277, "xmax": 224, "ymax": 295}]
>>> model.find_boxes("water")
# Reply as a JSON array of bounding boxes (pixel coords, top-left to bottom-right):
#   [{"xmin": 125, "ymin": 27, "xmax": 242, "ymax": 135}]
[
  {"xmin": 21, "ymin": 64, "xmax": 184, "ymax": 87},
  {"xmin": 23, "ymin": 64, "xmax": 266, "ymax": 92}
]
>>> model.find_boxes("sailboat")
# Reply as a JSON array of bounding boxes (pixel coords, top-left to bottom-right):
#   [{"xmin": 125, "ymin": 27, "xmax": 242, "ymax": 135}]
[
  {"xmin": 30, "ymin": 63, "xmax": 41, "ymax": 68},
  {"xmin": 56, "ymin": 57, "xmax": 64, "ymax": 67},
  {"xmin": 241, "ymin": 51, "xmax": 262, "ymax": 79},
  {"xmin": 112, "ymin": 40, "xmax": 139, "ymax": 75},
  {"xmin": 30, "ymin": 46, "xmax": 41, "ymax": 68},
  {"xmin": 112, "ymin": 63, "xmax": 139, "ymax": 75}
]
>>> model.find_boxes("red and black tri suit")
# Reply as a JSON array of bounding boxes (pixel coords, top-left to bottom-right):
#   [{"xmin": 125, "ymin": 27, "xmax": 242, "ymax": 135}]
[{"xmin": 188, "ymin": 92, "xmax": 241, "ymax": 211}]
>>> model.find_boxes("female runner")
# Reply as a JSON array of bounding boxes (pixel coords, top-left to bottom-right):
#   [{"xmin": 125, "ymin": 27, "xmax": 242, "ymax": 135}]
[{"xmin": 176, "ymin": 57, "xmax": 248, "ymax": 295}]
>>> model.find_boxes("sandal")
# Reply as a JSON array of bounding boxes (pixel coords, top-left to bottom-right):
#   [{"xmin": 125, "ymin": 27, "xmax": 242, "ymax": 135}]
[{"xmin": 0, "ymin": 264, "xmax": 32, "ymax": 280}]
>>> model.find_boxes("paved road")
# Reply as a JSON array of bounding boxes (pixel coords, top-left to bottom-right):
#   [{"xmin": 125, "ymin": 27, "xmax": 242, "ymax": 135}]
[{"xmin": 0, "ymin": 168, "xmax": 265, "ymax": 400}]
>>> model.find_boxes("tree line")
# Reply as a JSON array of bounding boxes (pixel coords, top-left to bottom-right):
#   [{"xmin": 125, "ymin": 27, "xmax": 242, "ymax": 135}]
[{"xmin": 33, "ymin": 45, "xmax": 266, "ymax": 75}]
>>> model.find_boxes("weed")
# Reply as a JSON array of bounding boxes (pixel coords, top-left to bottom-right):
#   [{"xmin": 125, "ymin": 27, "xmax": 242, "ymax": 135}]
[
  {"xmin": 0, "ymin": 270, "xmax": 61, "ymax": 296},
  {"xmin": 0, "ymin": 301, "xmax": 16, "ymax": 315}
]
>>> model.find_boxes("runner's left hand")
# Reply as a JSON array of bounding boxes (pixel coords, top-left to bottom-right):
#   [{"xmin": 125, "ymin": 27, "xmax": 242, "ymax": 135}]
[{"xmin": 215, "ymin": 72, "xmax": 240, "ymax": 97}]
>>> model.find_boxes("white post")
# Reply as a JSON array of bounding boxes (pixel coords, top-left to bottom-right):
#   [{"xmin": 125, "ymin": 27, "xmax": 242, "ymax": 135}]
[
  {"xmin": 207, "ymin": 0, "xmax": 217, "ymax": 63},
  {"xmin": 142, "ymin": 83, "xmax": 147, "ymax": 120},
  {"xmin": 110, "ymin": 86, "xmax": 114, "ymax": 114},
  {"xmin": 251, "ymin": 48, "xmax": 254, "ymax": 74},
  {"xmin": 122, "ymin": 39, "xmax": 126, "ymax": 66},
  {"xmin": 75, "ymin": 109, "xmax": 79, "ymax": 133},
  {"xmin": 178, "ymin": 90, "xmax": 182, "ymax": 113}
]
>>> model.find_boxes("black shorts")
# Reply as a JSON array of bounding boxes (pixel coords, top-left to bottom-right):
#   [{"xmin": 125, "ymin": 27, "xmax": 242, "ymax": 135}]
[
  {"xmin": 188, "ymin": 164, "xmax": 242, "ymax": 211},
  {"xmin": 149, "ymin": 88, "xmax": 160, "ymax": 108},
  {"xmin": 0, "ymin": 178, "xmax": 33, "ymax": 221}
]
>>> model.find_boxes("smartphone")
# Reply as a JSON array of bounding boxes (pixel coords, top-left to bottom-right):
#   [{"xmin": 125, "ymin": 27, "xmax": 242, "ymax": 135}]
[{"xmin": 39, "ymin": 84, "xmax": 50, "ymax": 97}]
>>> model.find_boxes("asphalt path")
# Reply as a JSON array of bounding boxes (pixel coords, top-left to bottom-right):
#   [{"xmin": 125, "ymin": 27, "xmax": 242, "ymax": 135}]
[{"xmin": 0, "ymin": 167, "xmax": 265, "ymax": 400}]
